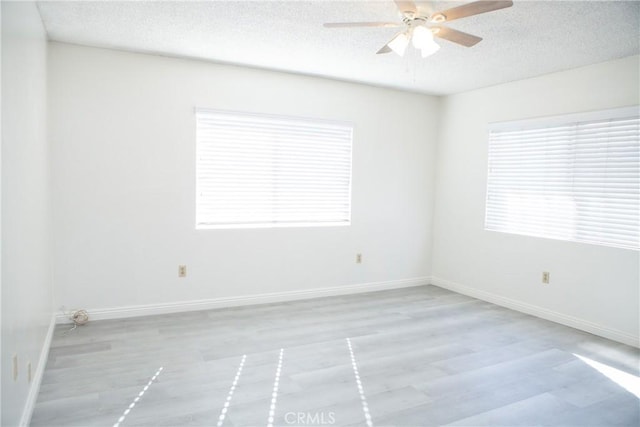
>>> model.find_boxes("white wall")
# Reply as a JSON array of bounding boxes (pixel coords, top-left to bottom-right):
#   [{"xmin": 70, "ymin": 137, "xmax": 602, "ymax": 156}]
[
  {"xmin": 47, "ymin": 35, "xmax": 638, "ymax": 350},
  {"xmin": 49, "ymin": 42, "xmax": 439, "ymax": 312},
  {"xmin": 1, "ymin": 3, "xmax": 3, "ymax": 421},
  {"xmin": 1, "ymin": 2, "xmax": 53, "ymax": 426},
  {"xmin": 432, "ymin": 56, "xmax": 640, "ymax": 345}
]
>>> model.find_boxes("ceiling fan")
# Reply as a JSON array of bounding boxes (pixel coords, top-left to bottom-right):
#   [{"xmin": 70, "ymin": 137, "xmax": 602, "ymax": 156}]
[{"xmin": 323, "ymin": 0, "xmax": 513, "ymax": 58}]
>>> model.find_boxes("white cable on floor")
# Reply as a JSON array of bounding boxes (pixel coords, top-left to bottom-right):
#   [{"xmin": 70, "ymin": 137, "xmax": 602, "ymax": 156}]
[{"xmin": 60, "ymin": 307, "xmax": 90, "ymax": 335}]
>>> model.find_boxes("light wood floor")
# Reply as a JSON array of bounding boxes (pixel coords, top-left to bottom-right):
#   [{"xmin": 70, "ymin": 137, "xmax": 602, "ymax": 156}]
[{"xmin": 32, "ymin": 285, "xmax": 639, "ymax": 426}]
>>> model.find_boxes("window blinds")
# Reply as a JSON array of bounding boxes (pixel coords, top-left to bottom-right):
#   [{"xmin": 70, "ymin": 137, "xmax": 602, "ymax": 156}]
[
  {"xmin": 196, "ymin": 109, "xmax": 353, "ymax": 229},
  {"xmin": 485, "ymin": 107, "xmax": 639, "ymax": 250}
]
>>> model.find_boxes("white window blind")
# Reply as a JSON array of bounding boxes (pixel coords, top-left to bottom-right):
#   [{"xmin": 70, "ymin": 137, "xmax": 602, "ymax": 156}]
[
  {"xmin": 196, "ymin": 108, "xmax": 353, "ymax": 229},
  {"xmin": 485, "ymin": 107, "xmax": 640, "ymax": 250}
]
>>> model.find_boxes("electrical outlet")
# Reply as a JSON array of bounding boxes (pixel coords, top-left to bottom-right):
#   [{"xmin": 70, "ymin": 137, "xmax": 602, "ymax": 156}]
[
  {"xmin": 542, "ymin": 271, "xmax": 550, "ymax": 284},
  {"xmin": 27, "ymin": 361, "xmax": 32, "ymax": 383},
  {"xmin": 178, "ymin": 265, "xmax": 187, "ymax": 278},
  {"xmin": 12, "ymin": 355, "xmax": 18, "ymax": 382},
  {"xmin": 356, "ymin": 253, "xmax": 362, "ymax": 264}
]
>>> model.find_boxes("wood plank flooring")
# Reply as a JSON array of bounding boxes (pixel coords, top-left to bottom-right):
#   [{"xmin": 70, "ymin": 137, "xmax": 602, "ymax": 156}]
[{"xmin": 32, "ymin": 285, "xmax": 640, "ymax": 426}]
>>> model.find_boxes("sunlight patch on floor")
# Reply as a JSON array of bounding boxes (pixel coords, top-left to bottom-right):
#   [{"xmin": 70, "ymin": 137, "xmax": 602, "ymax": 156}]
[{"xmin": 574, "ymin": 354, "xmax": 640, "ymax": 399}]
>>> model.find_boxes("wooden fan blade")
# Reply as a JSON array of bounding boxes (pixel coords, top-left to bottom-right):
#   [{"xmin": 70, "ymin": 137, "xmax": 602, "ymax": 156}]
[
  {"xmin": 433, "ymin": 1, "xmax": 513, "ymax": 22},
  {"xmin": 433, "ymin": 26, "xmax": 483, "ymax": 47},
  {"xmin": 394, "ymin": 0, "xmax": 417, "ymax": 14},
  {"xmin": 323, "ymin": 22, "xmax": 402, "ymax": 28}
]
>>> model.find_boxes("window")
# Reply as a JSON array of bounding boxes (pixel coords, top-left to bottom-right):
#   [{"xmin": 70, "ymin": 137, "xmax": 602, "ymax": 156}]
[
  {"xmin": 485, "ymin": 106, "xmax": 639, "ymax": 250},
  {"xmin": 196, "ymin": 108, "xmax": 353, "ymax": 229}
]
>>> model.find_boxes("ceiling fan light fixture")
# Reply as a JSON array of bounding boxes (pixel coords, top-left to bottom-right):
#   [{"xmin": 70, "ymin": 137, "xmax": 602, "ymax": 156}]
[
  {"xmin": 430, "ymin": 13, "xmax": 446, "ymax": 23},
  {"xmin": 411, "ymin": 25, "xmax": 433, "ymax": 49},
  {"xmin": 323, "ymin": 0, "xmax": 513, "ymax": 57},
  {"xmin": 421, "ymin": 40, "xmax": 441, "ymax": 58},
  {"xmin": 388, "ymin": 32, "xmax": 410, "ymax": 56}
]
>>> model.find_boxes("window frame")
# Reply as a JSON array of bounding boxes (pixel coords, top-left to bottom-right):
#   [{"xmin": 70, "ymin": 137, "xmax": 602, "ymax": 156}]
[
  {"xmin": 485, "ymin": 106, "xmax": 640, "ymax": 250},
  {"xmin": 195, "ymin": 108, "xmax": 354, "ymax": 230}
]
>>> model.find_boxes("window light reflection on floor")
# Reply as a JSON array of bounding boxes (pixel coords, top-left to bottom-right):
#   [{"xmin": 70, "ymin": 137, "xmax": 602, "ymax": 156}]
[{"xmin": 574, "ymin": 354, "xmax": 640, "ymax": 399}]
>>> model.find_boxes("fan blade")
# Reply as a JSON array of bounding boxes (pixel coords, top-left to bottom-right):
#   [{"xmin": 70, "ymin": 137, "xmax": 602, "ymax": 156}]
[
  {"xmin": 433, "ymin": 26, "xmax": 483, "ymax": 47},
  {"xmin": 323, "ymin": 22, "xmax": 402, "ymax": 28},
  {"xmin": 394, "ymin": 0, "xmax": 417, "ymax": 14},
  {"xmin": 433, "ymin": 1, "xmax": 513, "ymax": 22}
]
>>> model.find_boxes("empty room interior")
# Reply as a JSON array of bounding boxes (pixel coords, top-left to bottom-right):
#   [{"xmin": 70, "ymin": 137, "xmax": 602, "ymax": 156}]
[{"xmin": 2, "ymin": 0, "xmax": 640, "ymax": 426}]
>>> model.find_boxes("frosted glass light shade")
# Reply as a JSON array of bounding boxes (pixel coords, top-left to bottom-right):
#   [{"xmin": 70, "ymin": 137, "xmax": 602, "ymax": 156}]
[
  {"xmin": 412, "ymin": 25, "xmax": 433, "ymax": 49},
  {"xmin": 421, "ymin": 40, "xmax": 440, "ymax": 57},
  {"xmin": 388, "ymin": 32, "xmax": 410, "ymax": 56}
]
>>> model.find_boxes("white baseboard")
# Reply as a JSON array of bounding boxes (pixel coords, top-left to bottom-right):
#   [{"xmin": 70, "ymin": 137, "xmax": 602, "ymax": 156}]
[
  {"xmin": 430, "ymin": 276, "xmax": 639, "ymax": 348},
  {"xmin": 56, "ymin": 277, "xmax": 430, "ymax": 324},
  {"xmin": 20, "ymin": 313, "xmax": 56, "ymax": 427}
]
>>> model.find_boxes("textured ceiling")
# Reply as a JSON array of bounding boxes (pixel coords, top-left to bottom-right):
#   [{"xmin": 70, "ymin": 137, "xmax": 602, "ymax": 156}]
[{"xmin": 37, "ymin": 0, "xmax": 640, "ymax": 95}]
